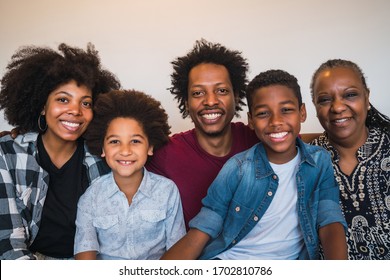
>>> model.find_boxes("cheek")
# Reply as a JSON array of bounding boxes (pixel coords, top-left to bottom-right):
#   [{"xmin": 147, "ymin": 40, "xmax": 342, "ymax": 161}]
[
  {"xmin": 315, "ymin": 106, "xmax": 329, "ymax": 119},
  {"xmin": 83, "ymin": 109, "xmax": 94, "ymax": 123}
]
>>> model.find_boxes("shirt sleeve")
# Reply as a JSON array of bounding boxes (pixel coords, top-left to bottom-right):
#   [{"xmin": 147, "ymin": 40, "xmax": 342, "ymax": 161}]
[
  {"xmin": 317, "ymin": 151, "xmax": 347, "ymax": 230},
  {"xmin": 0, "ymin": 154, "xmax": 35, "ymax": 260},
  {"xmin": 189, "ymin": 158, "xmax": 239, "ymax": 238},
  {"xmin": 74, "ymin": 187, "xmax": 99, "ymax": 255},
  {"xmin": 164, "ymin": 181, "xmax": 186, "ymax": 249}
]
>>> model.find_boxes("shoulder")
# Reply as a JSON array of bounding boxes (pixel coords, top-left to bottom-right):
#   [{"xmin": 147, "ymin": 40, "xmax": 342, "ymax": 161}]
[
  {"xmin": 146, "ymin": 170, "xmax": 177, "ymax": 190},
  {"xmin": 0, "ymin": 133, "xmax": 38, "ymax": 160},
  {"xmin": 82, "ymin": 173, "xmax": 112, "ymax": 199},
  {"xmin": 309, "ymin": 132, "xmax": 327, "ymax": 147},
  {"xmin": 143, "ymin": 170, "xmax": 180, "ymax": 200},
  {"xmin": 224, "ymin": 143, "xmax": 260, "ymax": 167},
  {"xmin": 298, "ymin": 139, "xmax": 332, "ymax": 164}
]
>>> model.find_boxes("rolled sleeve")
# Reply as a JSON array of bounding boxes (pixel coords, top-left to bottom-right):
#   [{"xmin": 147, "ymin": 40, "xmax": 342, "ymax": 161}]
[
  {"xmin": 189, "ymin": 207, "xmax": 224, "ymax": 239},
  {"xmin": 317, "ymin": 199, "xmax": 347, "ymax": 231}
]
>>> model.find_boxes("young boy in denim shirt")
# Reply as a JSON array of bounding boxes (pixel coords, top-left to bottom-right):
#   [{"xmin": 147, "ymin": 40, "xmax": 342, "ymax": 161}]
[{"xmin": 161, "ymin": 70, "xmax": 347, "ymax": 260}]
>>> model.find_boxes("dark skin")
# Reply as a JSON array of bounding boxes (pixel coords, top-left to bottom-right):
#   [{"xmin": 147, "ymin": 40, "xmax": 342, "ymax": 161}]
[{"xmin": 0, "ymin": 128, "xmax": 321, "ymax": 144}]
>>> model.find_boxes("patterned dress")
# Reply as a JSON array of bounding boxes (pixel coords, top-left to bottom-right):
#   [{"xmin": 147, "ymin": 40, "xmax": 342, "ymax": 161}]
[{"xmin": 312, "ymin": 127, "xmax": 390, "ymax": 259}]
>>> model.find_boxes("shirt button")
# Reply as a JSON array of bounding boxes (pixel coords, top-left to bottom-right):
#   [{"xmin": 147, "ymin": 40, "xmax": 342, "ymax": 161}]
[
  {"xmin": 267, "ymin": 191, "xmax": 273, "ymax": 196},
  {"xmin": 272, "ymin": 174, "xmax": 277, "ymax": 180},
  {"xmin": 253, "ymin": 215, "xmax": 259, "ymax": 221},
  {"xmin": 232, "ymin": 240, "xmax": 236, "ymax": 244},
  {"xmin": 235, "ymin": 206, "xmax": 240, "ymax": 212}
]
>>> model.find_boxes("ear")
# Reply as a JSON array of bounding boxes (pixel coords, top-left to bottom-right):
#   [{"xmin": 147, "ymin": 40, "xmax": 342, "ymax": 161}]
[
  {"xmin": 366, "ymin": 90, "xmax": 370, "ymax": 108},
  {"xmin": 247, "ymin": 112, "xmax": 255, "ymax": 130},
  {"xmin": 300, "ymin": 103, "xmax": 307, "ymax": 123},
  {"xmin": 101, "ymin": 148, "xmax": 105, "ymax": 158},
  {"xmin": 148, "ymin": 146, "xmax": 154, "ymax": 156}
]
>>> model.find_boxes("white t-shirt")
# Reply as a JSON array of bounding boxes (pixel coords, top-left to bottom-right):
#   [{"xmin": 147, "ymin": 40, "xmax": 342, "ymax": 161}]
[{"xmin": 216, "ymin": 150, "xmax": 304, "ymax": 260}]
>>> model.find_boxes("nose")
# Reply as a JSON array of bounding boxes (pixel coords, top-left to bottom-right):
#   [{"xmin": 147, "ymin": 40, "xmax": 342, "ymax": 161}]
[
  {"xmin": 270, "ymin": 113, "xmax": 283, "ymax": 127},
  {"xmin": 330, "ymin": 97, "xmax": 347, "ymax": 114},
  {"xmin": 120, "ymin": 144, "xmax": 132, "ymax": 156},
  {"xmin": 203, "ymin": 92, "xmax": 219, "ymax": 107},
  {"xmin": 68, "ymin": 101, "xmax": 82, "ymax": 115}
]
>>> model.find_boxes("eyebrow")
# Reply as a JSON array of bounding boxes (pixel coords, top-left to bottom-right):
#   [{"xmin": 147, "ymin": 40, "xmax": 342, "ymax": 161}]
[
  {"xmin": 253, "ymin": 99, "xmax": 296, "ymax": 109},
  {"xmin": 189, "ymin": 82, "xmax": 229, "ymax": 88},
  {"xmin": 105, "ymin": 134, "xmax": 146, "ymax": 140},
  {"xmin": 54, "ymin": 91, "xmax": 92, "ymax": 99}
]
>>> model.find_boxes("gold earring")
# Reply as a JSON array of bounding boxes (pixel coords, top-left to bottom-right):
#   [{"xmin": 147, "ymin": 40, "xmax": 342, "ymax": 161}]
[{"xmin": 37, "ymin": 114, "xmax": 47, "ymax": 132}]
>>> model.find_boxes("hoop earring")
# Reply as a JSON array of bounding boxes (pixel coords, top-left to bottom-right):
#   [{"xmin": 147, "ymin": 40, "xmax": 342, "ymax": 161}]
[{"xmin": 38, "ymin": 114, "xmax": 47, "ymax": 132}]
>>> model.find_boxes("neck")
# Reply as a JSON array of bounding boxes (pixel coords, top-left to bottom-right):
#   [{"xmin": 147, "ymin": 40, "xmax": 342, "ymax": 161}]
[
  {"xmin": 195, "ymin": 125, "xmax": 233, "ymax": 157},
  {"xmin": 41, "ymin": 132, "xmax": 78, "ymax": 168},
  {"xmin": 329, "ymin": 126, "xmax": 369, "ymax": 155},
  {"xmin": 114, "ymin": 170, "xmax": 143, "ymax": 205}
]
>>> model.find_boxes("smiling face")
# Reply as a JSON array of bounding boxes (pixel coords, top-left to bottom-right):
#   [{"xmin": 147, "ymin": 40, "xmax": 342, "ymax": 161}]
[
  {"xmin": 42, "ymin": 80, "xmax": 93, "ymax": 144},
  {"xmin": 102, "ymin": 117, "xmax": 153, "ymax": 186},
  {"xmin": 312, "ymin": 67, "xmax": 370, "ymax": 146},
  {"xmin": 186, "ymin": 63, "xmax": 237, "ymax": 138},
  {"xmin": 248, "ymin": 85, "xmax": 306, "ymax": 164}
]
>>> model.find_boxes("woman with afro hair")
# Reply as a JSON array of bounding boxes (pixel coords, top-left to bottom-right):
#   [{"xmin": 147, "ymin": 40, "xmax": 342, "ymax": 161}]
[{"xmin": 0, "ymin": 43, "xmax": 120, "ymax": 259}]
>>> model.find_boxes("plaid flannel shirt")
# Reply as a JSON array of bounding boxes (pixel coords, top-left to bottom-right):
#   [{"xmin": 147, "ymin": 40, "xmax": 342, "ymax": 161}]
[{"xmin": 0, "ymin": 132, "xmax": 108, "ymax": 259}]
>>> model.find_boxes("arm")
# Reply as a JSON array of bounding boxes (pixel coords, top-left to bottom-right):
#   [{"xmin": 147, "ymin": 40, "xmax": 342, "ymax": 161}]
[
  {"xmin": 164, "ymin": 182, "xmax": 186, "ymax": 249},
  {"xmin": 74, "ymin": 189, "xmax": 100, "ymax": 259},
  {"xmin": 319, "ymin": 222, "xmax": 347, "ymax": 260},
  {"xmin": 0, "ymin": 154, "xmax": 35, "ymax": 259},
  {"xmin": 160, "ymin": 228, "xmax": 210, "ymax": 260},
  {"xmin": 75, "ymin": 251, "xmax": 97, "ymax": 260}
]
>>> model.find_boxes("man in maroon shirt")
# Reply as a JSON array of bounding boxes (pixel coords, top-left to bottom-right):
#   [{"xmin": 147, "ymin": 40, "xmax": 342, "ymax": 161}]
[{"xmin": 146, "ymin": 39, "xmax": 258, "ymax": 229}]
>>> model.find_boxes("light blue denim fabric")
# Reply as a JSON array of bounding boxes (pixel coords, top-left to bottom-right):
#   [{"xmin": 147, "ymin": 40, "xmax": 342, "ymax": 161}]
[
  {"xmin": 74, "ymin": 168, "xmax": 186, "ymax": 259},
  {"xmin": 190, "ymin": 138, "xmax": 347, "ymax": 260}
]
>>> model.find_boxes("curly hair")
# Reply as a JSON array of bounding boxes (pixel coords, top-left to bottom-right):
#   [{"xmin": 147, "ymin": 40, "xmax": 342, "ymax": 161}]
[
  {"xmin": 0, "ymin": 43, "xmax": 120, "ymax": 132},
  {"xmin": 246, "ymin": 69, "xmax": 302, "ymax": 113},
  {"xmin": 169, "ymin": 39, "xmax": 249, "ymax": 119},
  {"xmin": 84, "ymin": 90, "xmax": 171, "ymax": 156},
  {"xmin": 310, "ymin": 59, "xmax": 390, "ymax": 132}
]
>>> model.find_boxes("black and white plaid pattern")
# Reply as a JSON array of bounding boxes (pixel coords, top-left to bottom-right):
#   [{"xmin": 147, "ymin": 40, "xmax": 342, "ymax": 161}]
[{"xmin": 0, "ymin": 132, "xmax": 108, "ymax": 259}]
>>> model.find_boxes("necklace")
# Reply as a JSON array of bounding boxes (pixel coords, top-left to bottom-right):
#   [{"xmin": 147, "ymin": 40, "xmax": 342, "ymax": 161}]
[{"xmin": 336, "ymin": 165, "xmax": 366, "ymax": 211}]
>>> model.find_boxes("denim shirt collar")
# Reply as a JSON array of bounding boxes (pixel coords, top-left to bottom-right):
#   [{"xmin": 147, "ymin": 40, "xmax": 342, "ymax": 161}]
[{"xmin": 254, "ymin": 137, "xmax": 316, "ymax": 179}]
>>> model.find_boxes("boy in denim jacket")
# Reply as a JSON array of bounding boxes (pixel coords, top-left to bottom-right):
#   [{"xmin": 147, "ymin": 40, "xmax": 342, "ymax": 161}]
[{"xmin": 161, "ymin": 70, "xmax": 347, "ymax": 260}]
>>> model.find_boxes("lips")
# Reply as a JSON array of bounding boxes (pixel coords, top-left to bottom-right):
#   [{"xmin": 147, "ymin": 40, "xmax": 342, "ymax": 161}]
[
  {"xmin": 330, "ymin": 117, "xmax": 352, "ymax": 127},
  {"xmin": 202, "ymin": 113, "xmax": 222, "ymax": 120},
  {"xmin": 117, "ymin": 160, "xmax": 134, "ymax": 166},
  {"xmin": 332, "ymin": 118, "xmax": 349, "ymax": 123},
  {"xmin": 269, "ymin": 131, "xmax": 288, "ymax": 139},
  {"xmin": 61, "ymin": 120, "xmax": 81, "ymax": 131}
]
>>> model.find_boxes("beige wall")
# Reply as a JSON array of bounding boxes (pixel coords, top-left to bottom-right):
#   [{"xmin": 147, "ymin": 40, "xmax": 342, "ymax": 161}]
[{"xmin": 1, "ymin": 0, "xmax": 389, "ymax": 134}]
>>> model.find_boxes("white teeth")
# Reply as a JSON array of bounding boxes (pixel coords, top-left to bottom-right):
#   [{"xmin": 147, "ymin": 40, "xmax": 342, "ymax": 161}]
[
  {"xmin": 202, "ymin": 113, "xmax": 221, "ymax": 120},
  {"xmin": 334, "ymin": 118, "xmax": 348, "ymax": 123},
  {"xmin": 119, "ymin": 161, "xmax": 132, "ymax": 165},
  {"xmin": 270, "ymin": 132, "xmax": 288, "ymax": 138},
  {"xmin": 62, "ymin": 121, "xmax": 80, "ymax": 127}
]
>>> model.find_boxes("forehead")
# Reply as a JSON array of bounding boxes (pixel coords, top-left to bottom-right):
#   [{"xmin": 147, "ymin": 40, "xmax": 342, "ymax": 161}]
[
  {"xmin": 251, "ymin": 85, "xmax": 298, "ymax": 106},
  {"xmin": 106, "ymin": 117, "xmax": 144, "ymax": 134},
  {"xmin": 316, "ymin": 67, "xmax": 362, "ymax": 87},
  {"xmin": 188, "ymin": 63, "xmax": 231, "ymax": 85}
]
